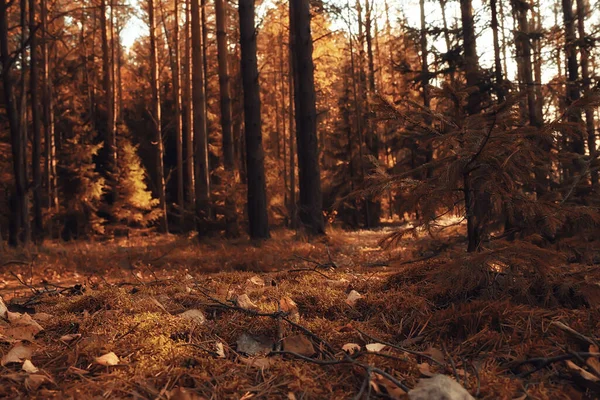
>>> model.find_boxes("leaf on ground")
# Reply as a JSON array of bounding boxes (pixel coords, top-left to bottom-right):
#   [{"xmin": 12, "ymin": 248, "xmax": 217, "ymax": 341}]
[
  {"xmin": 342, "ymin": 343, "xmax": 361, "ymax": 355},
  {"xmin": 370, "ymin": 372, "xmax": 406, "ymax": 399},
  {"xmin": 1, "ymin": 343, "xmax": 32, "ymax": 366},
  {"xmin": 365, "ymin": 343, "xmax": 387, "ymax": 353},
  {"xmin": 24, "ymin": 374, "xmax": 53, "ymax": 391},
  {"xmin": 279, "ymin": 297, "xmax": 299, "ymax": 321},
  {"xmin": 325, "ymin": 278, "xmax": 349, "ymax": 288},
  {"xmin": 408, "ymin": 375, "xmax": 474, "ymax": 400},
  {"xmin": 150, "ymin": 297, "xmax": 170, "ymax": 314},
  {"xmin": 418, "ymin": 363, "xmax": 436, "ymax": 377},
  {"xmin": 22, "ymin": 359, "xmax": 39, "ymax": 373},
  {"xmin": 239, "ymin": 356, "xmax": 275, "ymax": 369},
  {"xmin": 95, "ymin": 352, "xmax": 120, "ymax": 366},
  {"xmin": 248, "ymin": 276, "xmax": 265, "ymax": 287},
  {"xmin": 424, "ymin": 346, "xmax": 445, "ymax": 364},
  {"xmin": 236, "ymin": 333, "xmax": 273, "ymax": 356},
  {"xmin": 32, "ymin": 313, "xmax": 54, "ymax": 323},
  {"xmin": 0, "ymin": 296, "xmax": 7, "ymax": 320},
  {"xmin": 236, "ymin": 294, "xmax": 258, "ymax": 310},
  {"xmin": 167, "ymin": 386, "xmax": 207, "ymax": 400},
  {"xmin": 565, "ymin": 360, "xmax": 600, "ymax": 382},
  {"xmin": 586, "ymin": 345, "xmax": 600, "ymax": 375},
  {"xmin": 215, "ymin": 342, "xmax": 226, "ymax": 358},
  {"xmin": 60, "ymin": 333, "xmax": 82, "ymax": 343},
  {"xmin": 282, "ymin": 334, "xmax": 315, "ymax": 356},
  {"xmin": 345, "ymin": 290, "xmax": 362, "ymax": 307},
  {"xmin": 4, "ymin": 312, "xmax": 44, "ymax": 341},
  {"xmin": 179, "ymin": 309, "xmax": 206, "ymax": 325}
]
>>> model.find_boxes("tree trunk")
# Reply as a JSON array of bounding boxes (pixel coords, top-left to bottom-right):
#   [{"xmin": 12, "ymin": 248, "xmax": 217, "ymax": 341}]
[
  {"xmin": 490, "ymin": 0, "xmax": 505, "ymax": 102},
  {"xmin": 30, "ymin": 0, "xmax": 43, "ymax": 241},
  {"xmin": 288, "ymin": 5, "xmax": 297, "ymax": 229},
  {"xmin": 100, "ymin": 0, "xmax": 116, "ymax": 202},
  {"xmin": 1, "ymin": 0, "xmax": 29, "ymax": 246},
  {"xmin": 290, "ymin": 0, "xmax": 325, "ymax": 235},
  {"xmin": 460, "ymin": 0, "xmax": 481, "ymax": 115},
  {"xmin": 216, "ymin": 0, "xmax": 239, "ymax": 237},
  {"xmin": 148, "ymin": 0, "xmax": 169, "ymax": 233},
  {"xmin": 191, "ymin": 0, "xmax": 211, "ymax": 233},
  {"xmin": 575, "ymin": 0, "xmax": 597, "ymax": 187},
  {"xmin": 184, "ymin": 0, "xmax": 195, "ymax": 210},
  {"xmin": 174, "ymin": 0, "xmax": 185, "ymax": 229},
  {"xmin": 239, "ymin": 0, "xmax": 270, "ymax": 239}
]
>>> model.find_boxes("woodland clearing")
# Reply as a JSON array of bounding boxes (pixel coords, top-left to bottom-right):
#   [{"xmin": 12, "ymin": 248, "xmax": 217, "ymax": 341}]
[{"xmin": 1, "ymin": 228, "xmax": 600, "ymax": 399}]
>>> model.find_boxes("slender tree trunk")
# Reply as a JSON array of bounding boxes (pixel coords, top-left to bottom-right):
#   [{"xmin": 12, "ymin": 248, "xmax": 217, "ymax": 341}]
[
  {"xmin": 191, "ymin": 0, "xmax": 211, "ymax": 234},
  {"xmin": 30, "ymin": 0, "xmax": 43, "ymax": 241},
  {"xmin": 100, "ymin": 0, "xmax": 116, "ymax": 206},
  {"xmin": 288, "ymin": 6, "xmax": 297, "ymax": 228},
  {"xmin": 239, "ymin": 0, "xmax": 269, "ymax": 239},
  {"xmin": 173, "ymin": 0, "xmax": 185, "ymax": 229},
  {"xmin": 419, "ymin": 0, "xmax": 432, "ymax": 181},
  {"xmin": 148, "ymin": 0, "xmax": 169, "ymax": 232},
  {"xmin": 490, "ymin": 0, "xmax": 505, "ymax": 102},
  {"xmin": 184, "ymin": 0, "xmax": 195, "ymax": 210},
  {"xmin": 575, "ymin": 0, "xmax": 598, "ymax": 187},
  {"xmin": 201, "ymin": 0, "xmax": 209, "ymax": 124},
  {"xmin": 19, "ymin": 0, "xmax": 30, "ymax": 245},
  {"xmin": 291, "ymin": 0, "xmax": 324, "ymax": 235},
  {"xmin": 1, "ymin": 0, "xmax": 28, "ymax": 246},
  {"xmin": 215, "ymin": 0, "xmax": 239, "ymax": 236},
  {"xmin": 280, "ymin": 28, "xmax": 288, "ymax": 223}
]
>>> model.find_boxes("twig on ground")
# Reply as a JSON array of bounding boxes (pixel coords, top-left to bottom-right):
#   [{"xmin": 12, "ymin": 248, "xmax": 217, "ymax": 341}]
[
  {"xmin": 512, "ymin": 352, "xmax": 600, "ymax": 378},
  {"xmin": 551, "ymin": 321, "xmax": 600, "ymax": 348}
]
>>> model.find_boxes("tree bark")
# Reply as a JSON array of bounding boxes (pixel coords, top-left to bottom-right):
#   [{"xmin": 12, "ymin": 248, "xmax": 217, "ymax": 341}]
[
  {"xmin": 490, "ymin": 0, "xmax": 505, "ymax": 102},
  {"xmin": 174, "ymin": 0, "xmax": 185, "ymax": 229},
  {"xmin": 100, "ymin": 0, "xmax": 116, "ymax": 201},
  {"xmin": 148, "ymin": 0, "xmax": 169, "ymax": 232},
  {"xmin": 239, "ymin": 0, "xmax": 270, "ymax": 239},
  {"xmin": 192, "ymin": 0, "xmax": 211, "ymax": 233},
  {"xmin": 30, "ymin": 0, "xmax": 43, "ymax": 241},
  {"xmin": 184, "ymin": 0, "xmax": 195, "ymax": 209},
  {"xmin": 216, "ymin": 0, "xmax": 239, "ymax": 237},
  {"xmin": 290, "ymin": 0, "xmax": 325, "ymax": 235}
]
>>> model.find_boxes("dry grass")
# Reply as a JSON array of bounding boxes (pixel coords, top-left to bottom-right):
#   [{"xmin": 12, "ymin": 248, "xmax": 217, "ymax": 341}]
[{"xmin": 1, "ymin": 228, "xmax": 599, "ymax": 399}]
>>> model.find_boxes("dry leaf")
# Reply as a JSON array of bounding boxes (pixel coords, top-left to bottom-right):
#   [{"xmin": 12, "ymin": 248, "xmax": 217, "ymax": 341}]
[
  {"xmin": 4, "ymin": 312, "xmax": 44, "ymax": 341},
  {"xmin": 345, "ymin": 290, "xmax": 363, "ymax": 307},
  {"xmin": 287, "ymin": 393, "xmax": 297, "ymax": 400},
  {"xmin": 215, "ymin": 342, "xmax": 226, "ymax": 358},
  {"xmin": 22, "ymin": 359, "xmax": 39, "ymax": 373},
  {"xmin": 150, "ymin": 297, "xmax": 170, "ymax": 314},
  {"xmin": 366, "ymin": 343, "xmax": 387, "ymax": 353},
  {"xmin": 370, "ymin": 372, "xmax": 406, "ymax": 399},
  {"xmin": 586, "ymin": 345, "xmax": 600, "ymax": 375},
  {"xmin": 239, "ymin": 356, "xmax": 275, "ymax": 369},
  {"xmin": 32, "ymin": 313, "xmax": 54, "ymax": 323},
  {"xmin": 424, "ymin": 347, "xmax": 445, "ymax": 364},
  {"xmin": 236, "ymin": 294, "xmax": 258, "ymax": 310},
  {"xmin": 279, "ymin": 297, "xmax": 299, "ymax": 321},
  {"xmin": 325, "ymin": 278, "xmax": 349, "ymax": 288},
  {"xmin": 179, "ymin": 309, "xmax": 206, "ymax": 325},
  {"xmin": 565, "ymin": 360, "xmax": 600, "ymax": 382},
  {"xmin": 408, "ymin": 375, "xmax": 474, "ymax": 400},
  {"xmin": 342, "ymin": 343, "xmax": 361, "ymax": 355},
  {"xmin": 248, "ymin": 276, "xmax": 265, "ymax": 287},
  {"xmin": 25, "ymin": 374, "xmax": 53, "ymax": 391},
  {"xmin": 0, "ymin": 296, "xmax": 7, "ymax": 320},
  {"xmin": 60, "ymin": 333, "xmax": 82, "ymax": 343},
  {"xmin": 95, "ymin": 352, "xmax": 119, "ymax": 366},
  {"xmin": 1, "ymin": 343, "xmax": 32, "ymax": 366},
  {"xmin": 236, "ymin": 333, "xmax": 273, "ymax": 355},
  {"xmin": 418, "ymin": 363, "xmax": 435, "ymax": 377},
  {"xmin": 168, "ymin": 387, "xmax": 206, "ymax": 400},
  {"xmin": 282, "ymin": 334, "xmax": 315, "ymax": 356}
]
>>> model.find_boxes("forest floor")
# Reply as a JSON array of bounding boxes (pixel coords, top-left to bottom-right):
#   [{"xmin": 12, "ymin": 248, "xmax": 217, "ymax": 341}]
[{"xmin": 0, "ymin": 225, "xmax": 599, "ymax": 399}]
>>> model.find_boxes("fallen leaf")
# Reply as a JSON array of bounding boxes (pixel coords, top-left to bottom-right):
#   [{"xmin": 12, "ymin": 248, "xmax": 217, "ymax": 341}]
[
  {"xmin": 1, "ymin": 343, "xmax": 32, "ymax": 366},
  {"xmin": 236, "ymin": 333, "xmax": 273, "ymax": 355},
  {"xmin": 150, "ymin": 297, "xmax": 170, "ymax": 314},
  {"xmin": 342, "ymin": 343, "xmax": 361, "ymax": 355},
  {"xmin": 0, "ymin": 296, "xmax": 7, "ymax": 320},
  {"xmin": 566, "ymin": 360, "xmax": 599, "ymax": 382},
  {"xmin": 215, "ymin": 342, "xmax": 226, "ymax": 358},
  {"xmin": 279, "ymin": 297, "xmax": 299, "ymax": 321},
  {"xmin": 418, "ymin": 363, "xmax": 435, "ymax": 377},
  {"xmin": 167, "ymin": 387, "xmax": 206, "ymax": 400},
  {"xmin": 587, "ymin": 345, "xmax": 600, "ymax": 376},
  {"xmin": 239, "ymin": 356, "xmax": 275, "ymax": 369},
  {"xmin": 4, "ymin": 313, "xmax": 44, "ymax": 341},
  {"xmin": 282, "ymin": 334, "xmax": 315, "ymax": 356},
  {"xmin": 408, "ymin": 375, "xmax": 474, "ymax": 400},
  {"xmin": 370, "ymin": 372, "xmax": 406, "ymax": 399},
  {"xmin": 32, "ymin": 313, "xmax": 54, "ymax": 323},
  {"xmin": 248, "ymin": 276, "xmax": 265, "ymax": 287},
  {"xmin": 325, "ymin": 278, "xmax": 350, "ymax": 288},
  {"xmin": 60, "ymin": 333, "xmax": 82, "ymax": 343},
  {"xmin": 22, "ymin": 359, "xmax": 39, "ymax": 373},
  {"xmin": 95, "ymin": 352, "xmax": 119, "ymax": 366},
  {"xmin": 25, "ymin": 374, "xmax": 53, "ymax": 391},
  {"xmin": 424, "ymin": 346, "xmax": 445, "ymax": 364},
  {"xmin": 346, "ymin": 290, "xmax": 362, "ymax": 307},
  {"xmin": 287, "ymin": 393, "xmax": 297, "ymax": 400},
  {"xmin": 366, "ymin": 343, "xmax": 387, "ymax": 353},
  {"xmin": 179, "ymin": 309, "xmax": 206, "ymax": 325},
  {"xmin": 236, "ymin": 294, "xmax": 258, "ymax": 310}
]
